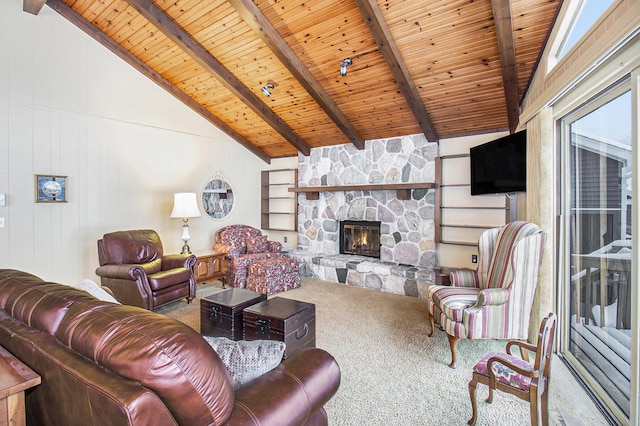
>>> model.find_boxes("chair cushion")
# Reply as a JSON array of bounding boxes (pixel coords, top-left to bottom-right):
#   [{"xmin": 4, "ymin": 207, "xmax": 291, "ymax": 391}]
[
  {"xmin": 248, "ymin": 257, "xmax": 299, "ymax": 276},
  {"xmin": 147, "ymin": 267, "xmax": 192, "ymax": 291},
  {"xmin": 230, "ymin": 252, "xmax": 284, "ymax": 270},
  {"xmin": 214, "ymin": 225, "xmax": 263, "ymax": 257},
  {"xmin": 203, "ymin": 336, "xmax": 285, "ymax": 390},
  {"xmin": 473, "ymin": 352, "xmax": 532, "ymax": 391},
  {"xmin": 428, "ymin": 286, "xmax": 481, "ymax": 322},
  {"xmin": 102, "ymin": 230, "xmax": 163, "ymax": 264},
  {"xmin": 486, "ymin": 221, "xmax": 542, "ymax": 289},
  {"xmin": 72, "ymin": 279, "xmax": 120, "ymax": 304},
  {"xmin": 246, "ymin": 235, "xmax": 269, "ymax": 254}
]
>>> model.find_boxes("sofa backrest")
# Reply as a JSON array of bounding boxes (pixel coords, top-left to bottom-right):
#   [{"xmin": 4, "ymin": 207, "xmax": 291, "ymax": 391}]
[
  {"xmin": 99, "ymin": 229, "xmax": 163, "ymax": 266},
  {"xmin": 0, "ymin": 269, "xmax": 235, "ymax": 425}
]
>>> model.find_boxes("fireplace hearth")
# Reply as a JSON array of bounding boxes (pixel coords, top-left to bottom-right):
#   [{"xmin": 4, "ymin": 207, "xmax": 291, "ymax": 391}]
[{"xmin": 339, "ymin": 220, "xmax": 381, "ymax": 258}]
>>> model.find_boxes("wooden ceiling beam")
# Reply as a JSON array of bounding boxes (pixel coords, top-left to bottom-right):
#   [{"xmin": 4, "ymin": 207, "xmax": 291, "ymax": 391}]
[
  {"xmin": 228, "ymin": 0, "xmax": 365, "ymax": 150},
  {"xmin": 45, "ymin": 0, "xmax": 273, "ymax": 164},
  {"xmin": 491, "ymin": 0, "xmax": 520, "ymax": 133},
  {"xmin": 354, "ymin": 0, "xmax": 439, "ymax": 142},
  {"xmin": 125, "ymin": 0, "xmax": 311, "ymax": 157}
]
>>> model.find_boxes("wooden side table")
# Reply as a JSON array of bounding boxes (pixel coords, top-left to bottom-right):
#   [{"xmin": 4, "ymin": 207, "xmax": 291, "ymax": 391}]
[
  {"xmin": 433, "ymin": 267, "xmax": 458, "ymax": 286},
  {"xmin": 0, "ymin": 346, "xmax": 41, "ymax": 426},
  {"xmin": 194, "ymin": 251, "xmax": 227, "ymax": 285}
]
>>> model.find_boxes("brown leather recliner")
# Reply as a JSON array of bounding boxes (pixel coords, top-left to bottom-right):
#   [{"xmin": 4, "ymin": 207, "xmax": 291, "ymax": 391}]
[{"xmin": 96, "ymin": 229, "xmax": 196, "ymax": 310}]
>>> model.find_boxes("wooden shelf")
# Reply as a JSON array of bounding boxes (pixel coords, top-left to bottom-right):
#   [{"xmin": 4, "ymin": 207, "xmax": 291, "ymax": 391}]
[
  {"xmin": 435, "ymin": 156, "xmax": 516, "ymax": 246},
  {"xmin": 438, "ymin": 240, "xmax": 479, "ymax": 247},
  {"xmin": 440, "ymin": 206, "xmax": 509, "ymax": 210},
  {"xmin": 289, "ymin": 182, "xmax": 435, "ymax": 200},
  {"xmin": 440, "ymin": 224, "xmax": 495, "ymax": 229},
  {"xmin": 262, "ymin": 169, "xmax": 298, "ymax": 232}
]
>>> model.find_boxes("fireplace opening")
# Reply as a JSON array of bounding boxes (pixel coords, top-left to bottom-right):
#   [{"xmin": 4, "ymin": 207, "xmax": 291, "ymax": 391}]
[{"xmin": 339, "ymin": 220, "xmax": 381, "ymax": 258}]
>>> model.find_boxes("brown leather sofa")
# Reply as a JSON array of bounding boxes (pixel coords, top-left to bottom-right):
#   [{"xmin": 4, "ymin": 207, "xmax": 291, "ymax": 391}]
[
  {"xmin": 0, "ymin": 269, "xmax": 341, "ymax": 425},
  {"xmin": 96, "ymin": 229, "xmax": 196, "ymax": 310}
]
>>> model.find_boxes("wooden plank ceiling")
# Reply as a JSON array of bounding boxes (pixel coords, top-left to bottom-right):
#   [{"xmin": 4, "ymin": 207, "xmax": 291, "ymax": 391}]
[{"xmin": 29, "ymin": 0, "xmax": 560, "ymax": 163}]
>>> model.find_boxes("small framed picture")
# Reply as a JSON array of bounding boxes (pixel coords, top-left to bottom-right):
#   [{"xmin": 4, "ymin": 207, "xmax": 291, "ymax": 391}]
[{"xmin": 35, "ymin": 175, "xmax": 68, "ymax": 203}]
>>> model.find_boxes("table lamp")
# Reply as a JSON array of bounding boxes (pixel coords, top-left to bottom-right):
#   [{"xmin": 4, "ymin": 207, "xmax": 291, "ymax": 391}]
[{"xmin": 170, "ymin": 192, "xmax": 201, "ymax": 254}]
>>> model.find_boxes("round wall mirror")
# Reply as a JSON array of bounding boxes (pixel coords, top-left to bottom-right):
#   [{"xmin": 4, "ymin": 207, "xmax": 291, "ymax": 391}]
[{"xmin": 201, "ymin": 174, "xmax": 234, "ymax": 220}]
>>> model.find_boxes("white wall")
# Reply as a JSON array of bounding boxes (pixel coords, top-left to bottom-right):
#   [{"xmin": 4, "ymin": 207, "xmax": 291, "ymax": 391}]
[
  {"xmin": 437, "ymin": 132, "xmax": 518, "ymax": 268},
  {"xmin": 0, "ymin": 0, "xmax": 269, "ymax": 284}
]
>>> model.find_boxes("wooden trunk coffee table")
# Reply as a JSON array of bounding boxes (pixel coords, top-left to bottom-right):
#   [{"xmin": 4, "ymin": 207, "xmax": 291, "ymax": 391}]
[
  {"xmin": 243, "ymin": 297, "xmax": 316, "ymax": 359},
  {"xmin": 200, "ymin": 288, "xmax": 266, "ymax": 340}
]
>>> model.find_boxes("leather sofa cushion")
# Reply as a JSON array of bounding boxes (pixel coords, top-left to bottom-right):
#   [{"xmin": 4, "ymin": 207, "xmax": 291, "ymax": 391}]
[
  {"xmin": 147, "ymin": 267, "xmax": 192, "ymax": 291},
  {"xmin": 0, "ymin": 275, "xmax": 106, "ymax": 335},
  {"xmin": 55, "ymin": 303, "xmax": 235, "ymax": 425},
  {"xmin": 102, "ymin": 230, "xmax": 163, "ymax": 264}
]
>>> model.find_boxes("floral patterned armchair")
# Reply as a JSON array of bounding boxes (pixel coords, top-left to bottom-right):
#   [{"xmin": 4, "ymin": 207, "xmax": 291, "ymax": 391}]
[{"xmin": 213, "ymin": 225, "xmax": 284, "ymax": 288}]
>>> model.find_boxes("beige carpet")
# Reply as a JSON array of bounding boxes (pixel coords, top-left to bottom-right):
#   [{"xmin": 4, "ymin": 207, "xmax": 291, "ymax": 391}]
[{"xmin": 157, "ymin": 278, "xmax": 608, "ymax": 426}]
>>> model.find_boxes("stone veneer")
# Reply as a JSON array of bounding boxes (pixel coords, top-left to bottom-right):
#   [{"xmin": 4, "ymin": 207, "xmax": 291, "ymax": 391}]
[{"xmin": 288, "ymin": 133, "xmax": 439, "ymax": 298}]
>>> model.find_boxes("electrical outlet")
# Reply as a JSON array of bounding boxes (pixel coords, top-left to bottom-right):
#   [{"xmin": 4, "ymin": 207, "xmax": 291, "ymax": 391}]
[
  {"xmin": 0, "ymin": 217, "xmax": 5, "ymax": 228},
  {"xmin": 471, "ymin": 254, "xmax": 478, "ymax": 263},
  {"xmin": 284, "ymin": 236, "xmax": 288, "ymax": 243}
]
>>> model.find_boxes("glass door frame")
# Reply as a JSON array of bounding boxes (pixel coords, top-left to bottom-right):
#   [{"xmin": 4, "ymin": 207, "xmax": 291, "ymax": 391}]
[{"xmin": 556, "ymin": 68, "xmax": 639, "ymax": 424}]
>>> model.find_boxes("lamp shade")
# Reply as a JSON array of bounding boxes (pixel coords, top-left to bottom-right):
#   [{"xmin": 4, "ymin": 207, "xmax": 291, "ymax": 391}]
[{"xmin": 170, "ymin": 193, "xmax": 201, "ymax": 219}]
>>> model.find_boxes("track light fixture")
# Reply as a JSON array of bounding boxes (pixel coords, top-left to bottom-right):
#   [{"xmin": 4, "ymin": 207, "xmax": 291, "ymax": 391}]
[
  {"xmin": 261, "ymin": 83, "xmax": 275, "ymax": 97},
  {"xmin": 340, "ymin": 58, "xmax": 352, "ymax": 77}
]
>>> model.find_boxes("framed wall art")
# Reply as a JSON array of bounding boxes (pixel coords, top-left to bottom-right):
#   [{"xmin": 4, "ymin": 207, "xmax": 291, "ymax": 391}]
[{"xmin": 35, "ymin": 174, "xmax": 67, "ymax": 203}]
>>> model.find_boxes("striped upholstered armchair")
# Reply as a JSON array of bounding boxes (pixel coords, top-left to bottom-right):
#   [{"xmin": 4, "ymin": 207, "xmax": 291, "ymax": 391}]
[{"xmin": 426, "ymin": 221, "xmax": 547, "ymax": 368}]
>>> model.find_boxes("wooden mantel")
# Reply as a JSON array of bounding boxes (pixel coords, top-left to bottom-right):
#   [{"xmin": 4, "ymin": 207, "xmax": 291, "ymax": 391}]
[{"xmin": 289, "ymin": 183, "xmax": 435, "ymax": 200}]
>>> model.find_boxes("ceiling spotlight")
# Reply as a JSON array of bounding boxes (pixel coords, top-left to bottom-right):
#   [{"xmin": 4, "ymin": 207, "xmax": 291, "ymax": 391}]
[
  {"xmin": 261, "ymin": 83, "xmax": 274, "ymax": 97},
  {"xmin": 340, "ymin": 58, "xmax": 352, "ymax": 77}
]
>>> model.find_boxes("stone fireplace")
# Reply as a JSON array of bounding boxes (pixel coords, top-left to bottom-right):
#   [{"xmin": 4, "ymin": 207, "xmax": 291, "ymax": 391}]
[
  {"xmin": 339, "ymin": 220, "xmax": 381, "ymax": 258},
  {"xmin": 286, "ymin": 133, "xmax": 439, "ymax": 298}
]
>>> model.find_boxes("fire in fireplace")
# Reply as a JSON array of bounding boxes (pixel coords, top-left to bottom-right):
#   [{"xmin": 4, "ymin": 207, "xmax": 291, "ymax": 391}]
[{"xmin": 339, "ymin": 220, "xmax": 381, "ymax": 258}]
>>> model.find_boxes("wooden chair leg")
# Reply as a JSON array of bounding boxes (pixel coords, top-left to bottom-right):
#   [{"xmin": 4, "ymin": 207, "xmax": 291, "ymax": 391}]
[
  {"xmin": 426, "ymin": 310, "xmax": 435, "ymax": 336},
  {"xmin": 486, "ymin": 386, "xmax": 494, "ymax": 404},
  {"xmin": 529, "ymin": 385, "xmax": 541, "ymax": 426},
  {"xmin": 467, "ymin": 377, "xmax": 479, "ymax": 425},
  {"xmin": 541, "ymin": 387, "xmax": 549, "ymax": 426},
  {"xmin": 447, "ymin": 334, "xmax": 460, "ymax": 368}
]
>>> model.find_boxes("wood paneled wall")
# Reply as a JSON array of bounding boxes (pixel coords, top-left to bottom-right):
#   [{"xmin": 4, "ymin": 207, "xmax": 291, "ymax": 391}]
[{"xmin": 0, "ymin": 0, "xmax": 266, "ymax": 284}]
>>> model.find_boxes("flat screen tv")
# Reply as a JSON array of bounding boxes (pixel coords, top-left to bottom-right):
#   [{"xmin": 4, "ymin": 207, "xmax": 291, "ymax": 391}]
[{"xmin": 470, "ymin": 129, "xmax": 527, "ymax": 195}]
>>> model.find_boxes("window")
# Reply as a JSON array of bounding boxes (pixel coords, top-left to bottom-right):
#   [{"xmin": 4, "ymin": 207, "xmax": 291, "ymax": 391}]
[{"xmin": 551, "ymin": 0, "xmax": 615, "ymax": 66}]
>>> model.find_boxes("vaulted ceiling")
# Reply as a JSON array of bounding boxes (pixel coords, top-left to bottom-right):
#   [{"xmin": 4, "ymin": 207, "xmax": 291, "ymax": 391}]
[{"xmin": 25, "ymin": 0, "xmax": 560, "ymax": 163}]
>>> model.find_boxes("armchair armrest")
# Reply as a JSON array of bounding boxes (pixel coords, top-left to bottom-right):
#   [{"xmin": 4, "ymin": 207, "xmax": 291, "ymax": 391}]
[
  {"xmin": 267, "ymin": 240, "xmax": 283, "ymax": 253},
  {"xmin": 472, "ymin": 288, "xmax": 510, "ymax": 307},
  {"xmin": 213, "ymin": 243, "xmax": 234, "ymax": 256},
  {"xmin": 506, "ymin": 340, "xmax": 537, "ymax": 362},
  {"xmin": 506, "ymin": 340, "xmax": 537, "ymax": 355},
  {"xmin": 449, "ymin": 269, "xmax": 480, "ymax": 288},
  {"xmin": 95, "ymin": 264, "xmax": 147, "ymax": 281},
  {"xmin": 227, "ymin": 348, "xmax": 340, "ymax": 425},
  {"xmin": 162, "ymin": 254, "xmax": 196, "ymax": 270}
]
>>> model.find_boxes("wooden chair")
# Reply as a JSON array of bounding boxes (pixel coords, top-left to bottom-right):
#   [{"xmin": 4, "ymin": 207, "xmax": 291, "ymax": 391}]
[{"xmin": 468, "ymin": 313, "xmax": 557, "ymax": 426}]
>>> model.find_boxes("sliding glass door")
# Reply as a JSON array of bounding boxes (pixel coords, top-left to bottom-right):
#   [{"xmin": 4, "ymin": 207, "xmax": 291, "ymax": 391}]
[{"xmin": 560, "ymin": 79, "xmax": 633, "ymax": 420}]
